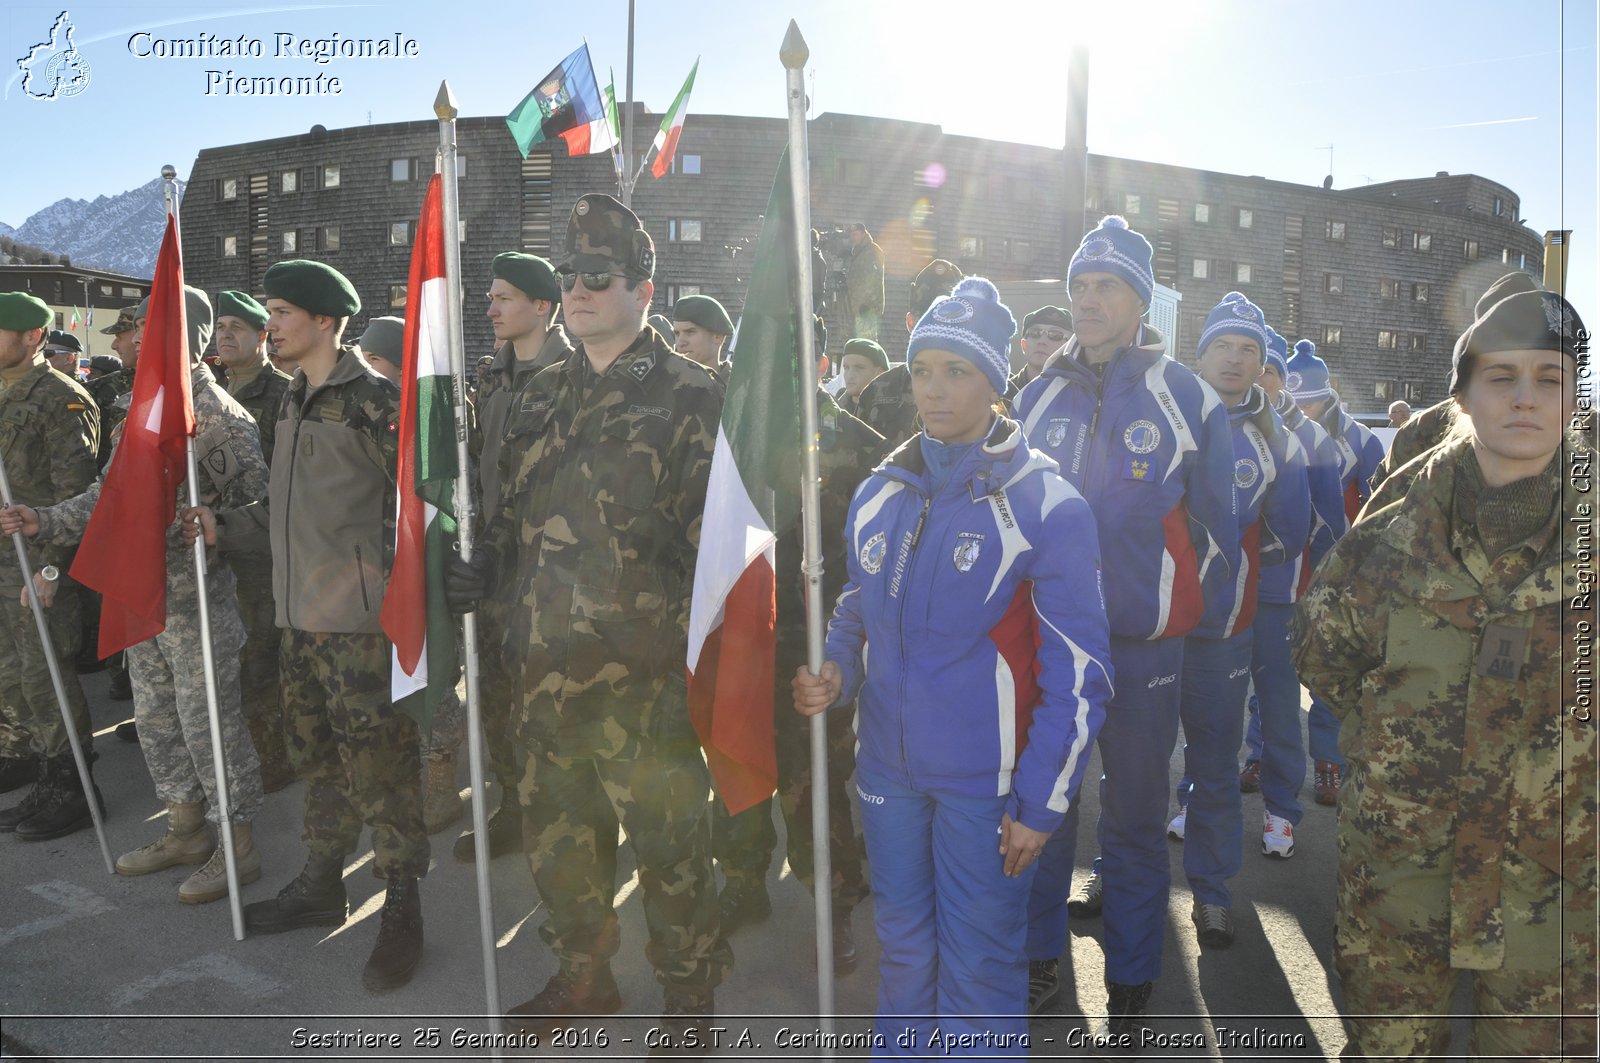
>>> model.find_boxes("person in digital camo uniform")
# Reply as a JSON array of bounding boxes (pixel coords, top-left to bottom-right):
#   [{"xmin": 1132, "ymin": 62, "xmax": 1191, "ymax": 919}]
[{"xmin": 1293, "ymin": 287, "xmax": 1596, "ymax": 1061}]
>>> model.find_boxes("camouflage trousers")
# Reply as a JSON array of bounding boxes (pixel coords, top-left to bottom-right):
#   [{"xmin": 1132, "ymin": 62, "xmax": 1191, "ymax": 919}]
[
  {"xmin": 230, "ymin": 560, "xmax": 289, "ymax": 778},
  {"xmin": 127, "ymin": 566, "xmax": 261, "ymax": 824},
  {"xmin": 712, "ymin": 665, "xmax": 868, "ymax": 911},
  {"xmin": 517, "ymin": 677, "xmax": 730, "ymax": 992},
  {"xmin": 0, "ymin": 581, "xmax": 91, "ymax": 759},
  {"xmin": 281, "ymin": 629, "xmax": 428, "ymax": 879},
  {"xmin": 1335, "ymin": 803, "xmax": 1597, "ymax": 1059}
]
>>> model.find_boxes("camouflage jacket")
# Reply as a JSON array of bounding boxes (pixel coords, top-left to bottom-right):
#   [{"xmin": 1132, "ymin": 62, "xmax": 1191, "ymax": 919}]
[
  {"xmin": 472, "ymin": 325, "xmax": 574, "ymax": 510},
  {"xmin": 226, "ymin": 362, "xmax": 294, "ymax": 466},
  {"xmin": 856, "ymin": 362, "xmax": 917, "ymax": 449},
  {"xmin": 0, "ymin": 362, "xmax": 99, "ymax": 591},
  {"xmin": 37, "ymin": 364, "xmax": 267, "ymax": 603},
  {"xmin": 479, "ymin": 327, "xmax": 722, "ymax": 753},
  {"xmin": 214, "ymin": 349, "xmax": 398, "ymax": 634},
  {"xmin": 1366, "ymin": 397, "xmax": 1458, "ymax": 496},
  {"xmin": 845, "ymin": 237, "xmax": 885, "ymax": 318},
  {"xmin": 1292, "ymin": 436, "xmax": 1596, "ymax": 970}
]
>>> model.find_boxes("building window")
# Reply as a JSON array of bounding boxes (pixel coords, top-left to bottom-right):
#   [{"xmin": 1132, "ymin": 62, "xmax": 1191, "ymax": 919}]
[
  {"xmin": 390, "ymin": 158, "xmax": 414, "ymax": 182},
  {"xmin": 1382, "ymin": 226, "xmax": 1400, "ymax": 249},
  {"xmin": 1124, "ymin": 193, "xmax": 1142, "ymax": 215},
  {"xmin": 1374, "ymin": 380, "xmax": 1395, "ymax": 401},
  {"xmin": 1409, "ymin": 332, "xmax": 1427, "ymax": 352},
  {"xmin": 282, "ymin": 231, "xmax": 297, "ymax": 254},
  {"xmin": 281, "ymin": 171, "xmax": 298, "ymax": 194},
  {"xmin": 455, "ymin": 155, "xmax": 468, "ymax": 178},
  {"xmin": 669, "ymin": 219, "xmax": 703, "ymax": 242},
  {"xmin": 664, "ymin": 284, "xmax": 702, "ymax": 303},
  {"xmin": 1192, "ymin": 258, "xmax": 1210, "ymax": 279},
  {"xmin": 1235, "ymin": 262, "xmax": 1253, "ymax": 284},
  {"xmin": 1237, "ymin": 208, "xmax": 1253, "ymax": 229},
  {"xmin": 1325, "ymin": 219, "xmax": 1346, "ymax": 241},
  {"xmin": 1412, "ymin": 282, "xmax": 1429, "ymax": 303},
  {"xmin": 1377, "ymin": 329, "xmax": 1399, "ymax": 350},
  {"xmin": 1324, "ymin": 272, "xmax": 1344, "ymax": 295},
  {"xmin": 1502, "ymin": 247, "xmax": 1511, "ymax": 264},
  {"xmin": 388, "ymin": 284, "xmax": 407, "ymax": 309},
  {"xmin": 959, "ymin": 235, "xmax": 985, "ymax": 259},
  {"xmin": 220, "ymin": 177, "xmax": 239, "ymax": 201},
  {"xmin": 1380, "ymin": 278, "xmax": 1400, "ymax": 300},
  {"xmin": 1494, "ymin": 196, "xmax": 1504, "ymax": 217},
  {"xmin": 1463, "ymin": 238, "xmax": 1479, "ymax": 260},
  {"xmin": 678, "ymin": 154, "xmax": 701, "ymax": 175},
  {"xmin": 1193, "ymin": 203, "xmax": 1210, "ymax": 224},
  {"xmin": 321, "ymin": 165, "xmax": 341, "ymax": 189},
  {"xmin": 389, "ymin": 221, "xmax": 413, "ymax": 246},
  {"xmin": 1412, "ymin": 232, "xmax": 1432, "ymax": 252},
  {"xmin": 319, "ymin": 225, "xmax": 340, "ymax": 252},
  {"xmin": 1322, "ymin": 324, "xmax": 1343, "ymax": 346},
  {"xmin": 222, "ymin": 235, "xmax": 238, "ymax": 257}
]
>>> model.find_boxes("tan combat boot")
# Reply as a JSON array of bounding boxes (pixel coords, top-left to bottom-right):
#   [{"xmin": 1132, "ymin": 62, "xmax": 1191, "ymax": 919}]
[
  {"xmin": 421, "ymin": 754, "xmax": 463, "ymax": 834},
  {"xmin": 179, "ymin": 821, "xmax": 263, "ymax": 904},
  {"xmin": 115, "ymin": 801, "xmax": 211, "ymax": 875}
]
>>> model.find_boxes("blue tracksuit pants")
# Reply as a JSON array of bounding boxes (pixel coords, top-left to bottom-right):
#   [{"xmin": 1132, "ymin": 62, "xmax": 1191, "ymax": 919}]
[{"xmin": 1175, "ymin": 629, "xmax": 1253, "ymax": 907}]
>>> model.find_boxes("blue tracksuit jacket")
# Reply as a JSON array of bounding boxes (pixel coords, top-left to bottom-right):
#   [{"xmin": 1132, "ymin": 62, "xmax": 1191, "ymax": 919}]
[{"xmin": 1263, "ymin": 390, "xmax": 1348, "ymax": 604}]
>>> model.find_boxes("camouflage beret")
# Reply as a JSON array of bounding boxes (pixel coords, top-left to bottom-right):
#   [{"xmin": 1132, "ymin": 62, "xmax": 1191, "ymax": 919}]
[
  {"xmin": 842, "ymin": 337, "xmax": 889, "ymax": 370},
  {"xmin": 216, "ymin": 290, "xmax": 269, "ymax": 330},
  {"xmin": 1022, "ymin": 305, "xmax": 1073, "ymax": 333},
  {"xmin": 492, "ymin": 252, "xmax": 561, "ymax": 303},
  {"xmin": 356, "ymin": 316, "xmax": 406, "ymax": 369},
  {"xmin": 909, "ymin": 259, "xmax": 965, "ymax": 318},
  {"xmin": 0, "ymin": 292, "xmax": 53, "ymax": 332},
  {"xmin": 263, "ymin": 259, "xmax": 361, "ymax": 318},
  {"xmin": 671, "ymin": 294, "xmax": 733, "ymax": 336},
  {"xmin": 100, "ymin": 304, "xmax": 139, "ymax": 335},
  {"xmin": 46, "ymin": 329, "xmax": 83, "ymax": 353},
  {"xmin": 560, "ymin": 193, "xmax": 655, "ymax": 280}
]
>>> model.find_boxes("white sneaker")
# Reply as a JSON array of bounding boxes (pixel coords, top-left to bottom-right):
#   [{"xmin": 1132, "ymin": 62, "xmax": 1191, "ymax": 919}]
[
  {"xmin": 1167, "ymin": 808, "xmax": 1187, "ymax": 842},
  {"xmin": 1262, "ymin": 811, "xmax": 1295, "ymax": 859}
]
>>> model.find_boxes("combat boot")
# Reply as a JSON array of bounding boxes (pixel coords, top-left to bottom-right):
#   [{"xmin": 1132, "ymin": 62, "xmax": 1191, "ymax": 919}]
[
  {"xmin": 453, "ymin": 800, "xmax": 521, "ymax": 862},
  {"xmin": 17, "ymin": 755, "xmax": 103, "ymax": 841},
  {"xmin": 243, "ymin": 852, "xmax": 348, "ymax": 934},
  {"xmin": 0, "ymin": 754, "xmax": 37, "ymax": 794},
  {"xmin": 179, "ymin": 822, "xmax": 263, "ymax": 904},
  {"xmin": 0, "ymin": 758, "xmax": 48, "ymax": 832},
  {"xmin": 717, "ymin": 876, "xmax": 771, "ymax": 935},
  {"xmin": 649, "ymin": 987, "xmax": 715, "ymax": 1058},
  {"xmin": 421, "ymin": 754, "xmax": 463, "ymax": 834},
  {"xmin": 117, "ymin": 801, "xmax": 212, "ymax": 875},
  {"xmin": 832, "ymin": 907, "xmax": 858, "ymax": 975},
  {"xmin": 362, "ymin": 877, "xmax": 423, "ymax": 991},
  {"xmin": 505, "ymin": 962, "xmax": 622, "ymax": 1034}
]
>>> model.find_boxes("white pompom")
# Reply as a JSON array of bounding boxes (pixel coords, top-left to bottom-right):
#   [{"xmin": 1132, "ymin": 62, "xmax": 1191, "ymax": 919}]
[
  {"xmin": 1101, "ymin": 214, "xmax": 1129, "ymax": 230},
  {"xmin": 952, "ymin": 276, "xmax": 999, "ymax": 302}
]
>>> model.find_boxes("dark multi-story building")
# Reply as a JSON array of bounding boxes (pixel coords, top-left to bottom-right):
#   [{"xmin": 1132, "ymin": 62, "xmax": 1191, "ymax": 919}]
[
  {"xmin": 0, "ymin": 264, "xmax": 153, "ymax": 358},
  {"xmin": 182, "ymin": 110, "xmax": 1543, "ymax": 409}
]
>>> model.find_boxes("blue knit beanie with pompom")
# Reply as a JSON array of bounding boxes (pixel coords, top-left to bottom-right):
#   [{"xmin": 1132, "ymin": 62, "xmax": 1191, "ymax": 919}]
[{"xmin": 907, "ymin": 276, "xmax": 1017, "ymax": 396}]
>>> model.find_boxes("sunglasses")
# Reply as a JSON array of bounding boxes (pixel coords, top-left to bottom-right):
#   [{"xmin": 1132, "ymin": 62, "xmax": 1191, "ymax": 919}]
[
  {"xmin": 559, "ymin": 271, "xmax": 628, "ymax": 293},
  {"xmin": 1024, "ymin": 327, "xmax": 1070, "ymax": 343}
]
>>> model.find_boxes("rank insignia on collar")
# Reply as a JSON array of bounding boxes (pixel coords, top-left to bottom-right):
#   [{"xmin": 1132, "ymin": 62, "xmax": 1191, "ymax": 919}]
[{"xmin": 629, "ymin": 354, "xmax": 654, "ymax": 382}]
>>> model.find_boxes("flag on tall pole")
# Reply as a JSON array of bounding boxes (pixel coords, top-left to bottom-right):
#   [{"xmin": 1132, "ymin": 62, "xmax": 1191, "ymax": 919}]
[
  {"xmin": 70, "ymin": 214, "xmax": 193, "ymax": 657},
  {"xmin": 649, "ymin": 59, "xmax": 699, "ymax": 178},
  {"xmin": 560, "ymin": 67, "xmax": 619, "ymax": 157},
  {"xmin": 68, "ymin": 307, "xmax": 81, "ymax": 332},
  {"xmin": 381, "ymin": 173, "xmax": 460, "ymax": 731},
  {"xmin": 685, "ymin": 151, "xmax": 802, "ymax": 815},
  {"xmin": 505, "ymin": 44, "xmax": 608, "ymax": 158}
]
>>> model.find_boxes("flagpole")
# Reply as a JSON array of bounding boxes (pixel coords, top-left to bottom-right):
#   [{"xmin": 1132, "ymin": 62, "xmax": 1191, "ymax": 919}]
[
  {"xmin": 621, "ymin": 0, "xmax": 636, "ymax": 206},
  {"xmin": 0, "ymin": 451, "xmax": 114, "ymax": 874},
  {"xmin": 165, "ymin": 167, "xmax": 246, "ymax": 941},
  {"xmin": 781, "ymin": 21, "xmax": 836, "ymax": 1035},
  {"xmin": 436, "ymin": 81, "xmax": 503, "ymax": 1045}
]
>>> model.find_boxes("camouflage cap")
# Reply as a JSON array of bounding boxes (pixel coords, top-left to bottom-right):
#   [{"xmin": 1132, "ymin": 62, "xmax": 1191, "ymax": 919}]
[
  {"xmin": 100, "ymin": 304, "xmax": 138, "ymax": 334},
  {"xmin": 0, "ymin": 291, "xmax": 52, "ymax": 332},
  {"xmin": 559, "ymin": 193, "xmax": 655, "ymax": 280},
  {"xmin": 909, "ymin": 259, "xmax": 965, "ymax": 318}
]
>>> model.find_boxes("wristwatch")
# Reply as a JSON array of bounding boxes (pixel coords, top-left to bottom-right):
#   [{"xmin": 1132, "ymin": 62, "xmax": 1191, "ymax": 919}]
[{"xmin": 38, "ymin": 565, "xmax": 59, "ymax": 582}]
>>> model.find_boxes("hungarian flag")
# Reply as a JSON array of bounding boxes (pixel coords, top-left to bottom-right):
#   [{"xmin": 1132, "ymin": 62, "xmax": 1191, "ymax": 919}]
[
  {"xmin": 68, "ymin": 307, "xmax": 81, "ymax": 332},
  {"xmin": 506, "ymin": 44, "xmax": 607, "ymax": 158},
  {"xmin": 686, "ymin": 152, "xmax": 803, "ymax": 814},
  {"xmin": 71, "ymin": 214, "xmax": 194, "ymax": 657},
  {"xmin": 650, "ymin": 59, "xmax": 699, "ymax": 179},
  {"xmin": 381, "ymin": 174, "xmax": 460, "ymax": 731},
  {"xmin": 559, "ymin": 68, "xmax": 619, "ymax": 157}
]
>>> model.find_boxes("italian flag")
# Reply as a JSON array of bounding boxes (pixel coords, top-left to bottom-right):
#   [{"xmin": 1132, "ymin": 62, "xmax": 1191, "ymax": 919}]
[
  {"xmin": 650, "ymin": 59, "xmax": 698, "ymax": 179},
  {"xmin": 560, "ymin": 69, "xmax": 619, "ymax": 157},
  {"xmin": 687, "ymin": 152, "xmax": 802, "ymax": 815},
  {"xmin": 381, "ymin": 173, "xmax": 460, "ymax": 730}
]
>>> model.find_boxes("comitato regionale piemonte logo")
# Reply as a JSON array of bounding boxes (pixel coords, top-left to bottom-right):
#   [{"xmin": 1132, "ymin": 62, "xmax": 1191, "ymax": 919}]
[{"xmin": 17, "ymin": 10, "xmax": 92, "ymax": 101}]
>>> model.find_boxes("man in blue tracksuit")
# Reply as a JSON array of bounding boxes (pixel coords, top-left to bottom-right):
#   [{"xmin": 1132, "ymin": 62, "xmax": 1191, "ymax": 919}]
[
  {"xmin": 1240, "ymin": 327, "xmax": 1348, "ymax": 850},
  {"xmin": 1283, "ymin": 341, "xmax": 1384, "ymax": 805},
  {"xmin": 1014, "ymin": 216, "xmax": 1237, "ymax": 1046},
  {"xmin": 1168, "ymin": 295, "xmax": 1309, "ymax": 948}
]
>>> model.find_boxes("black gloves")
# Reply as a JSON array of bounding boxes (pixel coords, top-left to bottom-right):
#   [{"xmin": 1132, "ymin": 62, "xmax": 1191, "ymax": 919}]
[{"xmin": 444, "ymin": 549, "xmax": 496, "ymax": 615}]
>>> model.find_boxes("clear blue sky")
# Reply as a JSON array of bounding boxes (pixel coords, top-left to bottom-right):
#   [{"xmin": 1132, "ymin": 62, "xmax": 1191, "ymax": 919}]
[{"xmin": 3, "ymin": 0, "xmax": 1594, "ymax": 301}]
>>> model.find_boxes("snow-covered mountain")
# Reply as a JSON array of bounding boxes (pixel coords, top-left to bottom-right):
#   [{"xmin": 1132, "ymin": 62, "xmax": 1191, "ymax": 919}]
[{"xmin": 8, "ymin": 178, "xmax": 183, "ymax": 278}]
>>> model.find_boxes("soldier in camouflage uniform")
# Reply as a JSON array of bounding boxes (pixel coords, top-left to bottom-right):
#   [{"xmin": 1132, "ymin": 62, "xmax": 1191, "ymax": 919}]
[
  {"xmin": 448, "ymin": 194, "xmax": 730, "ymax": 1039},
  {"xmin": 195, "ymin": 261, "xmax": 427, "ymax": 992},
  {"xmin": 453, "ymin": 251, "xmax": 572, "ymax": 860},
  {"xmin": 712, "ymin": 359, "xmax": 885, "ymax": 975},
  {"xmin": 855, "ymin": 258, "xmax": 964, "ymax": 447},
  {"xmin": 1293, "ymin": 289, "xmax": 1596, "ymax": 1060},
  {"xmin": 211, "ymin": 290, "xmax": 295, "ymax": 793},
  {"xmin": 0, "ymin": 291, "xmax": 100, "ymax": 838},
  {"xmin": 10, "ymin": 288, "xmax": 268, "ymax": 902}
]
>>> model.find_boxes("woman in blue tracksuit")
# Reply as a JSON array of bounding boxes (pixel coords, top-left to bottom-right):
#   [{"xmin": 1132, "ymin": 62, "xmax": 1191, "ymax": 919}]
[{"xmin": 795, "ymin": 277, "xmax": 1113, "ymax": 1059}]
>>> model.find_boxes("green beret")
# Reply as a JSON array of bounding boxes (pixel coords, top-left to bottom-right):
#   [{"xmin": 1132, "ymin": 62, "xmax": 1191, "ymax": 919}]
[
  {"xmin": 491, "ymin": 252, "xmax": 560, "ymax": 303},
  {"xmin": 842, "ymin": 338, "xmax": 889, "ymax": 371},
  {"xmin": 0, "ymin": 292, "xmax": 53, "ymax": 332},
  {"xmin": 263, "ymin": 259, "xmax": 361, "ymax": 318},
  {"xmin": 356, "ymin": 316, "xmax": 406, "ymax": 369},
  {"xmin": 216, "ymin": 290, "xmax": 269, "ymax": 330},
  {"xmin": 671, "ymin": 294, "xmax": 733, "ymax": 336},
  {"xmin": 1022, "ymin": 305, "xmax": 1073, "ymax": 333}
]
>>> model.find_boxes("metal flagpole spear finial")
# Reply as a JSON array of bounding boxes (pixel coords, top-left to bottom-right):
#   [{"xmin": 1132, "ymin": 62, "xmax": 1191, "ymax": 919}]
[
  {"xmin": 0, "ymin": 452, "xmax": 114, "ymax": 874},
  {"xmin": 781, "ymin": 19, "xmax": 837, "ymax": 1038},
  {"xmin": 436, "ymin": 80, "xmax": 503, "ymax": 1047},
  {"xmin": 165, "ymin": 166, "xmax": 246, "ymax": 941}
]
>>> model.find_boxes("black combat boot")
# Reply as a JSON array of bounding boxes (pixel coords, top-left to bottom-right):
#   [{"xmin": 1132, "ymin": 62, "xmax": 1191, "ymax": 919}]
[
  {"xmin": 832, "ymin": 907, "xmax": 858, "ymax": 976},
  {"xmin": 16, "ymin": 755, "xmax": 102, "ymax": 841},
  {"xmin": 649, "ymin": 987, "xmax": 715, "ymax": 1058},
  {"xmin": 362, "ymin": 877, "xmax": 423, "ymax": 991},
  {"xmin": 0, "ymin": 754, "xmax": 38, "ymax": 795},
  {"xmin": 716, "ymin": 876, "xmax": 771, "ymax": 935},
  {"xmin": 243, "ymin": 853, "xmax": 348, "ymax": 933},
  {"xmin": 0, "ymin": 758, "xmax": 48, "ymax": 832},
  {"xmin": 505, "ymin": 961, "xmax": 622, "ymax": 1035},
  {"xmin": 452, "ymin": 799, "xmax": 522, "ymax": 862}
]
